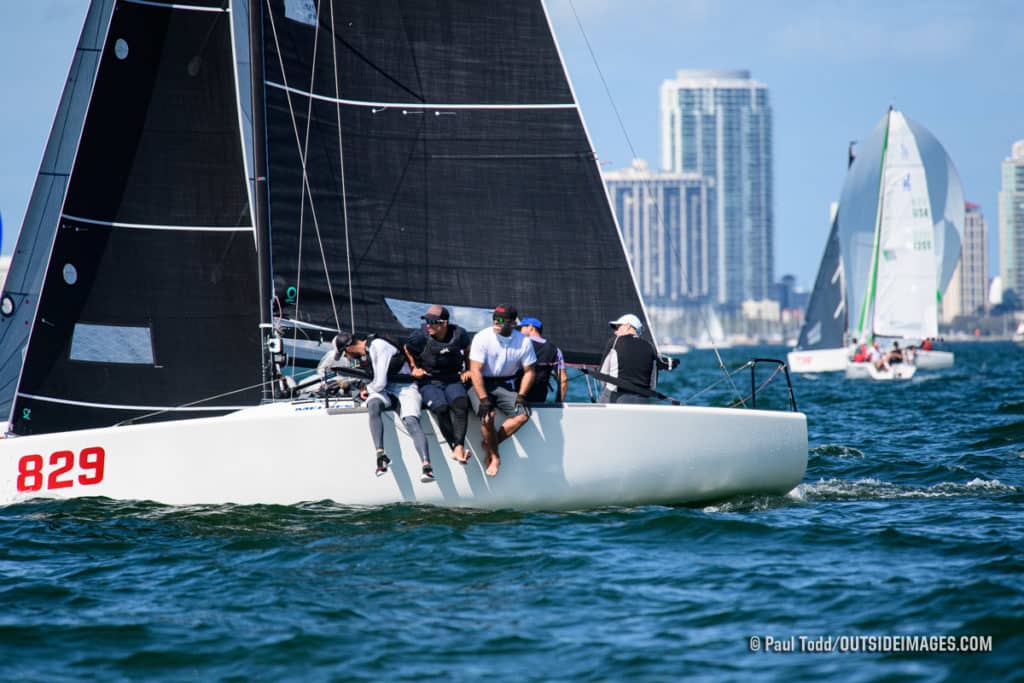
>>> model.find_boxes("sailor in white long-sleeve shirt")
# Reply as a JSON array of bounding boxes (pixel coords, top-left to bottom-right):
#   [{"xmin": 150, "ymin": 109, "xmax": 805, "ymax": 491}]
[{"xmin": 352, "ymin": 335, "xmax": 434, "ymax": 482}]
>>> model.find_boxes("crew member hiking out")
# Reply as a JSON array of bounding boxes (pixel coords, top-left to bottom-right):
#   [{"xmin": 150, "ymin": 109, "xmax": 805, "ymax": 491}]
[
  {"xmin": 468, "ymin": 304, "xmax": 536, "ymax": 477},
  {"xmin": 359, "ymin": 333, "xmax": 435, "ymax": 482},
  {"xmin": 405, "ymin": 304, "xmax": 473, "ymax": 465}
]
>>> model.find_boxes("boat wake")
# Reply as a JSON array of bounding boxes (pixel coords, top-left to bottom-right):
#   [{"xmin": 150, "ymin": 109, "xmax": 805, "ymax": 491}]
[{"xmin": 798, "ymin": 476, "xmax": 1019, "ymax": 501}]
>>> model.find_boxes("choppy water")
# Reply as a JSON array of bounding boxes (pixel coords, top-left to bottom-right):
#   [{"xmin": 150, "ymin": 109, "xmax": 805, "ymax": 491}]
[{"xmin": 2, "ymin": 342, "xmax": 1022, "ymax": 681}]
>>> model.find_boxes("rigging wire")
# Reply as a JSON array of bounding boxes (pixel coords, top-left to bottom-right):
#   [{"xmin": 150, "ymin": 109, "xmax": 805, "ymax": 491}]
[
  {"xmin": 264, "ymin": 0, "xmax": 343, "ymax": 377},
  {"xmin": 328, "ymin": 0, "xmax": 356, "ymax": 333},
  {"xmin": 565, "ymin": 0, "xmax": 745, "ymax": 406},
  {"xmin": 115, "ymin": 379, "xmax": 278, "ymax": 427}
]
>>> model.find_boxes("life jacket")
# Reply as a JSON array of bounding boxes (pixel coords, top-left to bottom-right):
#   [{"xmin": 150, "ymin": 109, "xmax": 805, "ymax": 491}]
[
  {"xmin": 414, "ymin": 325, "xmax": 467, "ymax": 381},
  {"xmin": 516, "ymin": 338, "xmax": 559, "ymax": 402},
  {"xmin": 368, "ymin": 335, "xmax": 407, "ymax": 381}
]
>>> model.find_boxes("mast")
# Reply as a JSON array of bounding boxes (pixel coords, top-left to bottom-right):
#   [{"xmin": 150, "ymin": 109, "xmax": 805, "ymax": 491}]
[{"xmin": 248, "ymin": 0, "xmax": 275, "ymax": 400}]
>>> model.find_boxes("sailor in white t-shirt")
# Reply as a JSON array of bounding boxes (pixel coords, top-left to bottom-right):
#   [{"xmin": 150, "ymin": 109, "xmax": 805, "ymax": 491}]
[{"xmin": 467, "ymin": 304, "xmax": 536, "ymax": 477}]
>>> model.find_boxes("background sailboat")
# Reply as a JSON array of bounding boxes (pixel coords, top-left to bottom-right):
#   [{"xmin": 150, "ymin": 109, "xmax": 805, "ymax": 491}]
[
  {"xmin": 787, "ymin": 142, "xmax": 857, "ymax": 374},
  {"xmin": 787, "ymin": 206, "xmax": 848, "ymax": 373},
  {"xmin": 840, "ymin": 108, "xmax": 963, "ymax": 380}
]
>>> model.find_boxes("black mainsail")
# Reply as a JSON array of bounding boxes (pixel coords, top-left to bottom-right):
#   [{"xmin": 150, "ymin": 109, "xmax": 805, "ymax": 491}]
[
  {"xmin": 258, "ymin": 0, "xmax": 648, "ymax": 365},
  {"xmin": 10, "ymin": 0, "xmax": 262, "ymax": 435}
]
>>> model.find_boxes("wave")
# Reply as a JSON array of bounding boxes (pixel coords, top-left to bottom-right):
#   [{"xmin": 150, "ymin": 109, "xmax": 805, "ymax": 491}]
[{"xmin": 798, "ymin": 477, "xmax": 1019, "ymax": 501}]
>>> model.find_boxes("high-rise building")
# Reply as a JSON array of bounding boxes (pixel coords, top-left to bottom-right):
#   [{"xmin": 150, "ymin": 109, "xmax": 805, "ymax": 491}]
[
  {"xmin": 943, "ymin": 202, "xmax": 989, "ymax": 321},
  {"xmin": 604, "ymin": 159, "xmax": 711, "ymax": 307},
  {"xmin": 999, "ymin": 140, "xmax": 1024, "ymax": 297},
  {"xmin": 660, "ymin": 69, "xmax": 773, "ymax": 305},
  {"xmin": 961, "ymin": 202, "xmax": 989, "ymax": 316}
]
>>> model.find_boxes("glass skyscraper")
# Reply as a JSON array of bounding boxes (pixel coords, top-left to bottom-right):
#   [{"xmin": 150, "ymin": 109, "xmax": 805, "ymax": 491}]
[
  {"xmin": 660, "ymin": 69, "xmax": 773, "ymax": 305},
  {"xmin": 999, "ymin": 140, "xmax": 1024, "ymax": 297}
]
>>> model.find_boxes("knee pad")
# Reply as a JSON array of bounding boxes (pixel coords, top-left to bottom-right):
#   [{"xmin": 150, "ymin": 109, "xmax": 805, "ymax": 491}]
[
  {"xmin": 432, "ymin": 403, "xmax": 450, "ymax": 416},
  {"xmin": 451, "ymin": 396, "xmax": 469, "ymax": 411}
]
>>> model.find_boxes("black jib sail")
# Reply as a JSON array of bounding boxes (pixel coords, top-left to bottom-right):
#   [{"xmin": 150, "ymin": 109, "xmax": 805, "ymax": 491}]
[
  {"xmin": 257, "ymin": 0, "xmax": 648, "ymax": 365},
  {"xmin": 10, "ymin": 0, "xmax": 262, "ymax": 435}
]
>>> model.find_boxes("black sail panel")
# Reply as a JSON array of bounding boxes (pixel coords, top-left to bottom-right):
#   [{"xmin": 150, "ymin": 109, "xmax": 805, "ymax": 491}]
[
  {"xmin": 12, "ymin": 1, "xmax": 262, "ymax": 435},
  {"xmin": 266, "ymin": 0, "xmax": 572, "ymax": 105},
  {"xmin": 796, "ymin": 215, "xmax": 846, "ymax": 351},
  {"xmin": 262, "ymin": 1, "xmax": 648, "ymax": 364}
]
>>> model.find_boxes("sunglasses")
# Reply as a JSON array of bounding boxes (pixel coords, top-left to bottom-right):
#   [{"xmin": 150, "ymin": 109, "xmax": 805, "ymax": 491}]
[
  {"xmin": 493, "ymin": 317, "xmax": 512, "ymax": 324},
  {"xmin": 424, "ymin": 318, "xmax": 446, "ymax": 325}
]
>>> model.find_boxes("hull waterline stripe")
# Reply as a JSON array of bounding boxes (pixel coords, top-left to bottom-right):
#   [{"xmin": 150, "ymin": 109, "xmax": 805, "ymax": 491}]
[
  {"xmin": 123, "ymin": 0, "xmax": 229, "ymax": 12},
  {"xmin": 17, "ymin": 393, "xmax": 251, "ymax": 412},
  {"xmin": 63, "ymin": 214, "xmax": 254, "ymax": 233},
  {"xmin": 265, "ymin": 81, "xmax": 577, "ymax": 111}
]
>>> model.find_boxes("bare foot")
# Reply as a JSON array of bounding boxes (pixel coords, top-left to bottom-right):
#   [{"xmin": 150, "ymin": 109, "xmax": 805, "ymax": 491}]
[
  {"xmin": 452, "ymin": 444, "xmax": 468, "ymax": 464},
  {"xmin": 485, "ymin": 454, "xmax": 500, "ymax": 477}
]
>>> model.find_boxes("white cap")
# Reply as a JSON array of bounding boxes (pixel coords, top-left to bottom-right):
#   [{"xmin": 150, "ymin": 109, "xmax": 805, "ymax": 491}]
[{"xmin": 609, "ymin": 313, "xmax": 643, "ymax": 335}]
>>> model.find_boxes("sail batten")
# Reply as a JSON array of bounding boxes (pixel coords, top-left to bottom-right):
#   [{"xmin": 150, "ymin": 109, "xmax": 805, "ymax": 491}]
[
  {"xmin": 266, "ymin": 80, "xmax": 577, "ymax": 109},
  {"xmin": 63, "ymin": 215, "xmax": 255, "ymax": 232}
]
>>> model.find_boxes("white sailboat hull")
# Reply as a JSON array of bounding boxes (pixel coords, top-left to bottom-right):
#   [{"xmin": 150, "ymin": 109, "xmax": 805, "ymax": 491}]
[
  {"xmin": 914, "ymin": 349, "xmax": 953, "ymax": 370},
  {"xmin": 787, "ymin": 347, "xmax": 850, "ymax": 373},
  {"xmin": 844, "ymin": 362, "xmax": 917, "ymax": 381},
  {"xmin": 0, "ymin": 402, "xmax": 807, "ymax": 510}
]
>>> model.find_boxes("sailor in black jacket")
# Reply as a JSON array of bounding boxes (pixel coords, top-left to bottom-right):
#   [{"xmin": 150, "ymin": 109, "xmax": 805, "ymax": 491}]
[{"xmin": 599, "ymin": 314, "xmax": 664, "ymax": 404}]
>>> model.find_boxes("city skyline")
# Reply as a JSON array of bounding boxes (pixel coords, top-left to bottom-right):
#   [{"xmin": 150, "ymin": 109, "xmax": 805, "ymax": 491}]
[
  {"xmin": 546, "ymin": 0, "xmax": 1020, "ymax": 289},
  {"xmin": 1, "ymin": 1, "xmax": 1022, "ymax": 290}
]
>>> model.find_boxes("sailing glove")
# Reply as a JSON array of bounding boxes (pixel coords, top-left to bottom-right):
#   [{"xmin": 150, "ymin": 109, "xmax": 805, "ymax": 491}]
[
  {"xmin": 476, "ymin": 396, "xmax": 493, "ymax": 418},
  {"xmin": 658, "ymin": 355, "xmax": 678, "ymax": 371},
  {"xmin": 515, "ymin": 394, "xmax": 531, "ymax": 418}
]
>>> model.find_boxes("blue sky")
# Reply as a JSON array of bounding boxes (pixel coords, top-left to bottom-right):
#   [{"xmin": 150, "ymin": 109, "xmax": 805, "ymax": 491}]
[{"xmin": 2, "ymin": 0, "xmax": 1022, "ymax": 289}]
